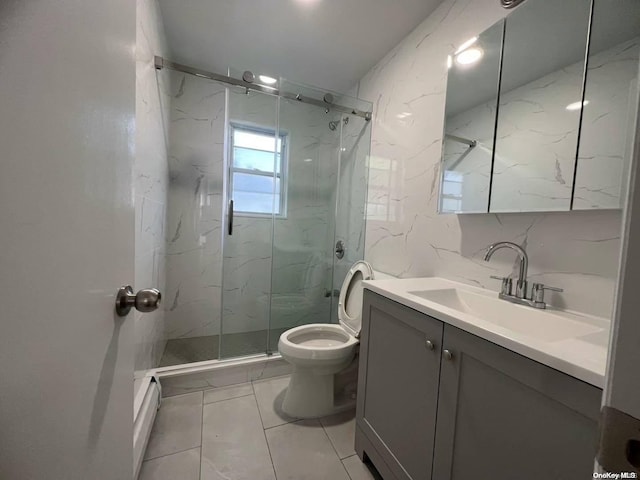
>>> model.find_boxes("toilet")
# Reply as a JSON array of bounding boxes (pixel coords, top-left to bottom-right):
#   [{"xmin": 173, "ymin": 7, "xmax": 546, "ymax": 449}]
[{"xmin": 278, "ymin": 260, "xmax": 375, "ymax": 418}]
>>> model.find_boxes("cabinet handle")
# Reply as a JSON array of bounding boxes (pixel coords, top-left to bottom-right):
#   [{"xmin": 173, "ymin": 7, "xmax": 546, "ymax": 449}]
[
  {"xmin": 443, "ymin": 349, "xmax": 453, "ymax": 361},
  {"xmin": 425, "ymin": 339, "xmax": 435, "ymax": 350}
]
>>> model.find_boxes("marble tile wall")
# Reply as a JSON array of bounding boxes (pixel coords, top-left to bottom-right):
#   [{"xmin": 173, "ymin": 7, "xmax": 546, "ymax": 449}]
[
  {"xmin": 135, "ymin": 0, "xmax": 170, "ymax": 376},
  {"xmin": 574, "ymin": 36, "xmax": 639, "ymax": 209},
  {"xmin": 355, "ymin": 0, "xmax": 624, "ymax": 319}
]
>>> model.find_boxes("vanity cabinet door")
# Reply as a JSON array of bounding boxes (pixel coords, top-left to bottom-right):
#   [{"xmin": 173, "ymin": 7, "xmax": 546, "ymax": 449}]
[
  {"xmin": 356, "ymin": 291, "xmax": 444, "ymax": 480},
  {"xmin": 432, "ymin": 325, "xmax": 602, "ymax": 480}
]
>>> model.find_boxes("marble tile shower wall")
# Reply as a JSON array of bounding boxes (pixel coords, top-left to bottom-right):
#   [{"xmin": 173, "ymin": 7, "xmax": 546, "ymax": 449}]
[
  {"xmin": 135, "ymin": 0, "xmax": 170, "ymax": 374},
  {"xmin": 356, "ymin": 0, "xmax": 623, "ymax": 318},
  {"xmin": 445, "ymin": 36, "xmax": 640, "ymax": 212}
]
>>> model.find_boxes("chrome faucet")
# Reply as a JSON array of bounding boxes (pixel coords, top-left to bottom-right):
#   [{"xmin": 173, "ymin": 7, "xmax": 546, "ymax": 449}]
[
  {"xmin": 484, "ymin": 241, "xmax": 563, "ymax": 309},
  {"xmin": 484, "ymin": 242, "xmax": 529, "ymax": 298}
]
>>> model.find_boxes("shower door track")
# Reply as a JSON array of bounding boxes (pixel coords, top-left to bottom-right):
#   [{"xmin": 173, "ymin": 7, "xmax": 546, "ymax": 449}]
[
  {"xmin": 154, "ymin": 56, "xmax": 373, "ymax": 120},
  {"xmin": 152, "ymin": 352, "xmax": 285, "ymax": 379}
]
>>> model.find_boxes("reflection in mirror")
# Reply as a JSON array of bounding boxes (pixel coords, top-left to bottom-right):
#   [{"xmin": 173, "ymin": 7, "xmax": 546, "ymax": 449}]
[
  {"xmin": 573, "ymin": 0, "xmax": 640, "ymax": 210},
  {"xmin": 490, "ymin": 0, "xmax": 591, "ymax": 212},
  {"xmin": 439, "ymin": 21, "xmax": 504, "ymax": 213}
]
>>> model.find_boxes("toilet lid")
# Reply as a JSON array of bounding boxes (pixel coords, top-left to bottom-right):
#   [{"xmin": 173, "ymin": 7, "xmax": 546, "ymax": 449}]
[{"xmin": 338, "ymin": 261, "xmax": 374, "ymax": 338}]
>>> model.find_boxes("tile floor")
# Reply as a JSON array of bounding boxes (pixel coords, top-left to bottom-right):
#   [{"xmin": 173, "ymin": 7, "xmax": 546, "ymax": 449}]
[{"xmin": 139, "ymin": 375, "xmax": 382, "ymax": 480}]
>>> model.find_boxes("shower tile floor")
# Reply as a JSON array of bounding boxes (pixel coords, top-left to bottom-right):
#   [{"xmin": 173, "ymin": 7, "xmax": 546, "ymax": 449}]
[
  {"xmin": 139, "ymin": 375, "xmax": 382, "ymax": 480},
  {"xmin": 159, "ymin": 328, "xmax": 289, "ymax": 367}
]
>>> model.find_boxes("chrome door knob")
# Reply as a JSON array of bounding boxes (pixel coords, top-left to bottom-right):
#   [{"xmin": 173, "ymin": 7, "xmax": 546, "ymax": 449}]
[
  {"xmin": 425, "ymin": 339, "xmax": 435, "ymax": 351},
  {"xmin": 115, "ymin": 286, "xmax": 161, "ymax": 316},
  {"xmin": 443, "ymin": 349, "xmax": 453, "ymax": 361}
]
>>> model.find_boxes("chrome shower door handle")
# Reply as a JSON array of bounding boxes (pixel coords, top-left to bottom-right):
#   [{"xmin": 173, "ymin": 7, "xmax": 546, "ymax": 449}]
[
  {"xmin": 335, "ymin": 240, "xmax": 345, "ymax": 259},
  {"xmin": 228, "ymin": 199, "xmax": 234, "ymax": 235},
  {"xmin": 115, "ymin": 286, "xmax": 162, "ymax": 317}
]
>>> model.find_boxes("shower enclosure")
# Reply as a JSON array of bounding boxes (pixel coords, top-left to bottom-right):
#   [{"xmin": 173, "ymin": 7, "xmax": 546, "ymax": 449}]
[{"xmin": 156, "ymin": 59, "xmax": 372, "ymax": 366}]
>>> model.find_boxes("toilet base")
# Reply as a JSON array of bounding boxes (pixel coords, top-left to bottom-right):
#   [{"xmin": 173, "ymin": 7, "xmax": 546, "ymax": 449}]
[{"xmin": 282, "ymin": 367, "xmax": 335, "ymax": 418}]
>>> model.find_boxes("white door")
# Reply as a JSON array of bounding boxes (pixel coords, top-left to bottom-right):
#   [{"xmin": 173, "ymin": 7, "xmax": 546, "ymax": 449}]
[
  {"xmin": 0, "ymin": 1, "xmax": 135, "ymax": 479},
  {"xmin": 598, "ymin": 61, "xmax": 640, "ymax": 472}
]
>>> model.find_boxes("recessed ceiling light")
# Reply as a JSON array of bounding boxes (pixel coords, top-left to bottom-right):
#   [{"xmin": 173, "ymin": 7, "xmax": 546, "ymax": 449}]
[
  {"xmin": 303, "ymin": 158, "xmax": 313, "ymax": 162},
  {"xmin": 455, "ymin": 47, "xmax": 484, "ymax": 66},
  {"xmin": 455, "ymin": 37, "xmax": 478, "ymax": 55},
  {"xmin": 566, "ymin": 100, "xmax": 589, "ymax": 111},
  {"xmin": 396, "ymin": 112, "xmax": 413, "ymax": 119},
  {"xmin": 259, "ymin": 75, "xmax": 277, "ymax": 85},
  {"xmin": 447, "ymin": 55, "xmax": 453, "ymax": 69}
]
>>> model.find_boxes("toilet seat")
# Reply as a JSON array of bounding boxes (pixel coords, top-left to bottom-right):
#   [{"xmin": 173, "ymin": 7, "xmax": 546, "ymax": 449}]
[
  {"xmin": 278, "ymin": 323, "xmax": 359, "ymax": 362},
  {"xmin": 338, "ymin": 260, "xmax": 373, "ymax": 338}
]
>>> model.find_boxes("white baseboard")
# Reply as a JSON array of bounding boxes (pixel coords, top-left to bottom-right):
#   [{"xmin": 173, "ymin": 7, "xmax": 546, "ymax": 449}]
[{"xmin": 133, "ymin": 378, "xmax": 160, "ymax": 479}]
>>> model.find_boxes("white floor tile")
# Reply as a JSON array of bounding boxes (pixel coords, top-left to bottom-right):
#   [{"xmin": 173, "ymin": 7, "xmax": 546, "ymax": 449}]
[
  {"xmin": 161, "ymin": 367, "xmax": 249, "ymax": 397},
  {"xmin": 252, "ymin": 375, "xmax": 298, "ymax": 429},
  {"xmin": 342, "ymin": 455, "xmax": 382, "ymax": 480},
  {"xmin": 248, "ymin": 358, "xmax": 292, "ymax": 382},
  {"xmin": 320, "ymin": 410, "xmax": 357, "ymax": 459},
  {"xmin": 139, "ymin": 447, "xmax": 201, "ymax": 480},
  {"xmin": 266, "ymin": 420, "xmax": 351, "ymax": 480},
  {"xmin": 144, "ymin": 392, "xmax": 203, "ymax": 460},
  {"xmin": 200, "ymin": 395, "xmax": 275, "ymax": 480},
  {"xmin": 203, "ymin": 382, "xmax": 253, "ymax": 404}
]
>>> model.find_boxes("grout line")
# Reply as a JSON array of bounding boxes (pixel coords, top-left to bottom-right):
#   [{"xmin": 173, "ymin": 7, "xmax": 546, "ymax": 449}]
[
  {"xmin": 143, "ymin": 445, "xmax": 202, "ymax": 463},
  {"xmin": 251, "ymin": 372, "xmax": 291, "ymax": 384},
  {"xmin": 251, "ymin": 383, "xmax": 278, "ymax": 480},
  {"xmin": 262, "ymin": 417, "xmax": 299, "ymax": 431},
  {"xmin": 318, "ymin": 417, "xmax": 350, "ymax": 473},
  {"xmin": 203, "ymin": 392, "xmax": 254, "ymax": 406},
  {"xmin": 343, "ymin": 461, "xmax": 356, "ymax": 480}
]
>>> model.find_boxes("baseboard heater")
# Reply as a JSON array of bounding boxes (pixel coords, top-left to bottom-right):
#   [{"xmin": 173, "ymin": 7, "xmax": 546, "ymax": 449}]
[{"xmin": 133, "ymin": 376, "xmax": 161, "ymax": 479}]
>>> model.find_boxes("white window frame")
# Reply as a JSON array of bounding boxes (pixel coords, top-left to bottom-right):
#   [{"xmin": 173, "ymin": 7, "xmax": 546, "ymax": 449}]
[
  {"xmin": 229, "ymin": 123, "xmax": 288, "ymax": 218},
  {"xmin": 440, "ymin": 170, "xmax": 464, "ymax": 212}
]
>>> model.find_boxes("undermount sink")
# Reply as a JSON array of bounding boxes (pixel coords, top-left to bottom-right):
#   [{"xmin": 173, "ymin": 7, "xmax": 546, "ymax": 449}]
[{"xmin": 408, "ymin": 288, "xmax": 601, "ymax": 342}]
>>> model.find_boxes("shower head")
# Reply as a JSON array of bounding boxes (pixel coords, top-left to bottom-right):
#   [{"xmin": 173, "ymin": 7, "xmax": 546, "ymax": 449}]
[{"xmin": 328, "ymin": 117, "xmax": 349, "ymax": 131}]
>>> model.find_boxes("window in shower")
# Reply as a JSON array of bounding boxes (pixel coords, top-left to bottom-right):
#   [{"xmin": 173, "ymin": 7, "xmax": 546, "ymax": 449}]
[{"xmin": 230, "ymin": 125, "xmax": 287, "ymax": 216}]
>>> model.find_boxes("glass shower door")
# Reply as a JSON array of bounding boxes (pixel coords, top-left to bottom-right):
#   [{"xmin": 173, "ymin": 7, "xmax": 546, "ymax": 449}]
[
  {"xmin": 266, "ymin": 92, "xmax": 343, "ymax": 352},
  {"xmin": 266, "ymin": 81, "xmax": 373, "ymax": 352},
  {"xmin": 220, "ymin": 87, "xmax": 278, "ymax": 359},
  {"xmin": 329, "ymin": 111, "xmax": 372, "ymax": 324}
]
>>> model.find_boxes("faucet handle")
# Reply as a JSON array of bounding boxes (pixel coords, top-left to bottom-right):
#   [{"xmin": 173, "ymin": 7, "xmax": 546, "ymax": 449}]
[
  {"xmin": 531, "ymin": 283, "xmax": 563, "ymax": 305},
  {"xmin": 489, "ymin": 275, "xmax": 512, "ymax": 296}
]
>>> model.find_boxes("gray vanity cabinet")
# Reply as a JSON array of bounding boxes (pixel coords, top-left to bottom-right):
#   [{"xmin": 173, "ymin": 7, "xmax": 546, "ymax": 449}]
[
  {"xmin": 356, "ymin": 291, "xmax": 444, "ymax": 480},
  {"xmin": 356, "ymin": 291, "xmax": 603, "ymax": 480},
  {"xmin": 432, "ymin": 324, "xmax": 602, "ymax": 480}
]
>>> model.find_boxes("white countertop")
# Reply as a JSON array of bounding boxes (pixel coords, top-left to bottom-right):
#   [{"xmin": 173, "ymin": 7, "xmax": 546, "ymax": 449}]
[{"xmin": 363, "ymin": 277, "xmax": 610, "ymax": 388}]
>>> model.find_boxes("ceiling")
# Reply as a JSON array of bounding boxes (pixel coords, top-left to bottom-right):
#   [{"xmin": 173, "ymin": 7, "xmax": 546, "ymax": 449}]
[{"xmin": 157, "ymin": 0, "xmax": 444, "ymax": 94}]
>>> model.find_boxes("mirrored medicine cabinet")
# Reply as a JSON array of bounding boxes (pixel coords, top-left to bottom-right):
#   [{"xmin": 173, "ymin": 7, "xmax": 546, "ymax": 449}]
[{"xmin": 439, "ymin": 0, "xmax": 640, "ymax": 214}]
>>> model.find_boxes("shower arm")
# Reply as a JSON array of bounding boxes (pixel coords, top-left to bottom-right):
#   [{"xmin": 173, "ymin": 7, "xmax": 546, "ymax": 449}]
[{"xmin": 445, "ymin": 133, "xmax": 477, "ymax": 148}]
